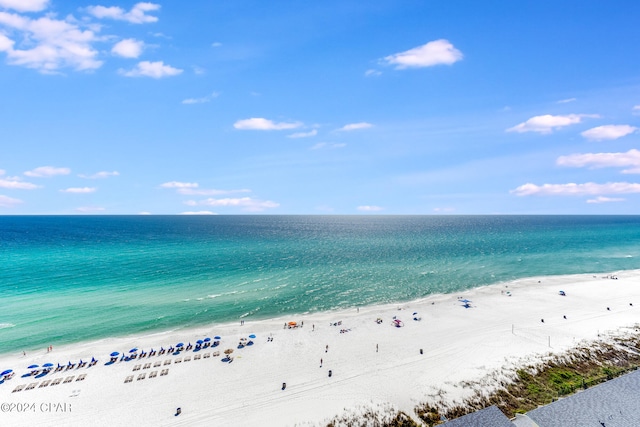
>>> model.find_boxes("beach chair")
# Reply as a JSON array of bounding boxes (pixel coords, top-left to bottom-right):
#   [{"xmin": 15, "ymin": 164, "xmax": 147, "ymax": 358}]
[
  {"xmin": 160, "ymin": 369, "xmax": 168, "ymax": 376},
  {"xmin": 137, "ymin": 373, "xmax": 146, "ymax": 381},
  {"xmin": 194, "ymin": 354, "xmax": 201, "ymax": 360},
  {"xmin": 63, "ymin": 376, "xmax": 74, "ymax": 383},
  {"xmin": 12, "ymin": 384, "xmax": 25, "ymax": 392},
  {"xmin": 76, "ymin": 374, "xmax": 86, "ymax": 381},
  {"xmin": 50, "ymin": 378, "xmax": 62, "ymax": 386},
  {"xmin": 25, "ymin": 382, "xmax": 37, "ymax": 390},
  {"xmin": 132, "ymin": 364, "xmax": 141, "ymax": 371},
  {"xmin": 124, "ymin": 375, "xmax": 133, "ymax": 383},
  {"xmin": 174, "ymin": 357, "xmax": 182, "ymax": 364},
  {"xmin": 153, "ymin": 361, "xmax": 161, "ymax": 367},
  {"xmin": 203, "ymin": 353, "xmax": 210, "ymax": 358},
  {"xmin": 212, "ymin": 351, "xmax": 220, "ymax": 357},
  {"xmin": 39, "ymin": 380, "xmax": 51, "ymax": 388},
  {"xmin": 163, "ymin": 359, "xmax": 171, "ymax": 366},
  {"xmin": 148, "ymin": 371, "xmax": 158, "ymax": 378},
  {"xmin": 143, "ymin": 363, "xmax": 151, "ymax": 369},
  {"xmin": 184, "ymin": 356, "xmax": 191, "ymax": 362}
]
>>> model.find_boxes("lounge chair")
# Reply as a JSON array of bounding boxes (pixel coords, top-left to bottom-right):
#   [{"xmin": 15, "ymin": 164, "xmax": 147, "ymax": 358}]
[
  {"xmin": 174, "ymin": 358, "xmax": 182, "ymax": 364},
  {"xmin": 212, "ymin": 351, "xmax": 220, "ymax": 357},
  {"xmin": 39, "ymin": 380, "xmax": 51, "ymax": 388},
  {"xmin": 63, "ymin": 376, "xmax": 74, "ymax": 383},
  {"xmin": 160, "ymin": 369, "xmax": 168, "ymax": 376},
  {"xmin": 132, "ymin": 364, "xmax": 141, "ymax": 371},
  {"xmin": 163, "ymin": 359, "xmax": 171, "ymax": 365},
  {"xmin": 136, "ymin": 373, "xmax": 145, "ymax": 380},
  {"xmin": 12, "ymin": 384, "xmax": 25, "ymax": 392},
  {"xmin": 50, "ymin": 378, "xmax": 62, "ymax": 386},
  {"xmin": 124, "ymin": 375, "xmax": 133, "ymax": 383},
  {"xmin": 76, "ymin": 374, "xmax": 86, "ymax": 381},
  {"xmin": 203, "ymin": 353, "xmax": 210, "ymax": 358},
  {"xmin": 25, "ymin": 382, "xmax": 37, "ymax": 390},
  {"xmin": 148, "ymin": 371, "xmax": 158, "ymax": 378},
  {"xmin": 143, "ymin": 363, "xmax": 151, "ymax": 369},
  {"xmin": 153, "ymin": 361, "xmax": 161, "ymax": 367},
  {"xmin": 194, "ymin": 354, "xmax": 201, "ymax": 360},
  {"xmin": 184, "ymin": 356, "xmax": 191, "ymax": 362}
]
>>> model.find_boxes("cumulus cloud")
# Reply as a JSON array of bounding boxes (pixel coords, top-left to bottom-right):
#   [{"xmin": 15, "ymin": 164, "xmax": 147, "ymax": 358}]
[
  {"xmin": 382, "ymin": 39, "xmax": 463, "ymax": 69},
  {"xmin": 86, "ymin": 2, "xmax": 160, "ymax": 24},
  {"xmin": 78, "ymin": 171, "xmax": 119, "ymax": 179},
  {"xmin": 0, "ymin": 177, "xmax": 40, "ymax": 189},
  {"xmin": 337, "ymin": 122, "xmax": 373, "ymax": 131},
  {"xmin": 310, "ymin": 142, "xmax": 346, "ymax": 150},
  {"xmin": 633, "ymin": 105, "xmax": 640, "ymax": 116},
  {"xmin": 119, "ymin": 61, "xmax": 182, "ymax": 78},
  {"xmin": 160, "ymin": 181, "xmax": 198, "ymax": 189},
  {"xmin": 185, "ymin": 197, "xmax": 279, "ymax": 212},
  {"xmin": 180, "ymin": 211, "xmax": 216, "ymax": 215},
  {"xmin": 511, "ymin": 182, "xmax": 640, "ymax": 196},
  {"xmin": 0, "ymin": 11, "xmax": 102, "ymax": 73},
  {"xmin": 0, "ymin": 0, "xmax": 49, "ymax": 12},
  {"xmin": 111, "ymin": 38, "xmax": 144, "ymax": 58},
  {"xmin": 288, "ymin": 129, "xmax": 317, "ymax": 138},
  {"xmin": 557, "ymin": 149, "xmax": 640, "ymax": 174},
  {"xmin": 557, "ymin": 98, "xmax": 576, "ymax": 104},
  {"xmin": 177, "ymin": 188, "xmax": 250, "ymax": 196},
  {"xmin": 586, "ymin": 196, "xmax": 625, "ymax": 204},
  {"xmin": 357, "ymin": 205, "xmax": 383, "ymax": 211},
  {"xmin": 506, "ymin": 114, "xmax": 599, "ymax": 134},
  {"xmin": 24, "ymin": 166, "xmax": 70, "ymax": 177},
  {"xmin": 581, "ymin": 125, "xmax": 637, "ymax": 141},
  {"xmin": 365, "ymin": 69, "xmax": 381, "ymax": 77},
  {"xmin": 60, "ymin": 187, "xmax": 96, "ymax": 193},
  {"xmin": 233, "ymin": 118, "xmax": 302, "ymax": 131},
  {"xmin": 182, "ymin": 92, "xmax": 219, "ymax": 104},
  {"xmin": 0, "ymin": 194, "xmax": 22, "ymax": 207}
]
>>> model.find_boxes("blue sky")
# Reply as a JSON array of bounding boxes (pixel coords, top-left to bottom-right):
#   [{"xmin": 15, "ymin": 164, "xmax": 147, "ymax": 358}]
[{"xmin": 1, "ymin": 0, "xmax": 639, "ymax": 214}]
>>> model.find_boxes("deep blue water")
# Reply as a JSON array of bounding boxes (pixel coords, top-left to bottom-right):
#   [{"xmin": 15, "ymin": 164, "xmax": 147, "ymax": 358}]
[{"xmin": 1, "ymin": 215, "xmax": 639, "ymax": 354}]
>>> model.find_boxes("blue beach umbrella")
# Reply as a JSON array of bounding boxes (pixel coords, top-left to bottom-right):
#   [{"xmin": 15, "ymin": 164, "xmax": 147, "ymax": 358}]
[
  {"xmin": 214, "ymin": 336, "xmax": 221, "ymax": 340},
  {"xmin": 176, "ymin": 343, "xmax": 184, "ymax": 347},
  {"xmin": 42, "ymin": 363, "xmax": 53, "ymax": 368},
  {"xmin": 203, "ymin": 338, "xmax": 211, "ymax": 342},
  {"xmin": 460, "ymin": 299, "xmax": 472, "ymax": 303},
  {"xmin": 27, "ymin": 364, "xmax": 38, "ymax": 369},
  {"xmin": 129, "ymin": 348, "xmax": 138, "ymax": 353},
  {"xmin": 110, "ymin": 351, "xmax": 120, "ymax": 357},
  {"xmin": 1, "ymin": 369, "xmax": 12, "ymax": 376},
  {"xmin": 196, "ymin": 340, "xmax": 203, "ymax": 344},
  {"xmin": 248, "ymin": 334, "xmax": 256, "ymax": 339}
]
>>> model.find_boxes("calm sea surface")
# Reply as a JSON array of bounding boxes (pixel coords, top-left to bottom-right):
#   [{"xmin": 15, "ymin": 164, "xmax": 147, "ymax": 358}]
[{"xmin": 1, "ymin": 215, "xmax": 639, "ymax": 354}]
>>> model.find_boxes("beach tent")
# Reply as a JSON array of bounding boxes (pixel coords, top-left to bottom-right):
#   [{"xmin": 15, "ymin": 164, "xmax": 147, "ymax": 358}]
[{"xmin": 559, "ymin": 290, "xmax": 566, "ymax": 296}]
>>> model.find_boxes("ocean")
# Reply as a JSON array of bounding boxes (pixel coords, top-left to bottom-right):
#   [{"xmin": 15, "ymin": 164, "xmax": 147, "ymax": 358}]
[{"xmin": 1, "ymin": 215, "xmax": 639, "ymax": 355}]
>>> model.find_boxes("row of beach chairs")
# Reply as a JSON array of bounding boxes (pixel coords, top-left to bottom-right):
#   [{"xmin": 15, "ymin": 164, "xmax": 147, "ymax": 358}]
[
  {"xmin": 130, "ymin": 352, "xmax": 222, "ymax": 372},
  {"xmin": 124, "ymin": 369, "xmax": 168, "ymax": 383},
  {"xmin": 12, "ymin": 374, "xmax": 86, "ymax": 392}
]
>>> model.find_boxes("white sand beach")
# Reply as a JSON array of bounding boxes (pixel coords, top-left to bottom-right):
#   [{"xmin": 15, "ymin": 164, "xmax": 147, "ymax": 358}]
[{"xmin": 1, "ymin": 271, "xmax": 639, "ymax": 426}]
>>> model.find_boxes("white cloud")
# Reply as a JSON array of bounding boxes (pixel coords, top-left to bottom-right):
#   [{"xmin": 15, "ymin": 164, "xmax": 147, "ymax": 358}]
[
  {"xmin": 586, "ymin": 196, "xmax": 625, "ymax": 204},
  {"xmin": 581, "ymin": 125, "xmax": 637, "ymax": 141},
  {"xmin": 557, "ymin": 149, "xmax": 640, "ymax": 174},
  {"xmin": 511, "ymin": 182, "xmax": 640, "ymax": 196},
  {"xmin": 24, "ymin": 166, "xmax": 70, "ymax": 177},
  {"xmin": 60, "ymin": 187, "xmax": 96, "ymax": 193},
  {"xmin": 0, "ymin": 194, "xmax": 22, "ymax": 207},
  {"xmin": 177, "ymin": 188, "xmax": 250, "ymax": 196},
  {"xmin": 557, "ymin": 98, "xmax": 576, "ymax": 104},
  {"xmin": 160, "ymin": 181, "xmax": 198, "ymax": 189},
  {"xmin": 310, "ymin": 142, "xmax": 346, "ymax": 150},
  {"xmin": 186, "ymin": 197, "xmax": 279, "ymax": 212},
  {"xmin": 75, "ymin": 206, "xmax": 105, "ymax": 213},
  {"xmin": 357, "ymin": 205, "xmax": 383, "ymax": 211},
  {"xmin": 0, "ymin": 0, "xmax": 49, "ymax": 12},
  {"xmin": 78, "ymin": 171, "xmax": 119, "ymax": 179},
  {"xmin": 506, "ymin": 114, "xmax": 599, "ymax": 134},
  {"xmin": 233, "ymin": 118, "xmax": 302, "ymax": 131},
  {"xmin": 0, "ymin": 177, "xmax": 40, "ymax": 189},
  {"xmin": 119, "ymin": 61, "xmax": 182, "ymax": 78},
  {"xmin": 633, "ymin": 105, "xmax": 640, "ymax": 116},
  {"xmin": 181, "ymin": 211, "xmax": 216, "ymax": 215},
  {"xmin": 337, "ymin": 122, "xmax": 373, "ymax": 131},
  {"xmin": 182, "ymin": 92, "xmax": 219, "ymax": 104},
  {"xmin": 211, "ymin": 42, "xmax": 222, "ymax": 47},
  {"xmin": 288, "ymin": 129, "xmax": 317, "ymax": 138},
  {"xmin": 86, "ymin": 2, "xmax": 160, "ymax": 24},
  {"xmin": 0, "ymin": 11, "xmax": 102, "ymax": 73},
  {"xmin": 111, "ymin": 38, "xmax": 144, "ymax": 58},
  {"xmin": 365, "ymin": 69, "xmax": 381, "ymax": 77},
  {"xmin": 433, "ymin": 207, "xmax": 456, "ymax": 213},
  {"xmin": 382, "ymin": 39, "xmax": 463, "ymax": 69}
]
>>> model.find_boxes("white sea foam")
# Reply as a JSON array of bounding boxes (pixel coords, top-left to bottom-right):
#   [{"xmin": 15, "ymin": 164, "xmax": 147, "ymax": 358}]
[{"xmin": 0, "ymin": 323, "xmax": 15, "ymax": 329}]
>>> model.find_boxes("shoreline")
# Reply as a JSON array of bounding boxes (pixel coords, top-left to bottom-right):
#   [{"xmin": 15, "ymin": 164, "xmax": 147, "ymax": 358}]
[{"xmin": 1, "ymin": 269, "xmax": 639, "ymax": 426}]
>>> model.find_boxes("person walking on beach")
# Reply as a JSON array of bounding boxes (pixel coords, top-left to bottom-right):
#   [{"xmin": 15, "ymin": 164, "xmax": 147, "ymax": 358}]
[
  {"xmin": 325, "ymin": 344, "xmax": 328, "ymax": 353},
  {"xmin": 376, "ymin": 344, "xmax": 378, "ymax": 353},
  {"xmin": 320, "ymin": 358, "xmax": 323, "ymax": 367}
]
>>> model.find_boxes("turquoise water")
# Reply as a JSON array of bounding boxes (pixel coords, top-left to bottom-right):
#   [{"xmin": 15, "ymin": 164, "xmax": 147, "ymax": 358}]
[{"xmin": 1, "ymin": 215, "xmax": 640, "ymax": 354}]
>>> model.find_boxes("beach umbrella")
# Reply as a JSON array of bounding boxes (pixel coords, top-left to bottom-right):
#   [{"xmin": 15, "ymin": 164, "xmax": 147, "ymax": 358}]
[
  {"xmin": 248, "ymin": 334, "xmax": 256, "ymax": 339},
  {"xmin": 203, "ymin": 337, "xmax": 211, "ymax": 342},
  {"xmin": 460, "ymin": 299, "xmax": 471, "ymax": 303},
  {"xmin": 129, "ymin": 348, "xmax": 138, "ymax": 353},
  {"xmin": 223, "ymin": 348, "xmax": 234, "ymax": 355},
  {"xmin": 110, "ymin": 351, "xmax": 119, "ymax": 357},
  {"xmin": 214, "ymin": 336, "xmax": 221, "ymax": 340},
  {"xmin": 27, "ymin": 364, "xmax": 38, "ymax": 369},
  {"xmin": 196, "ymin": 340, "xmax": 203, "ymax": 344},
  {"xmin": 42, "ymin": 363, "xmax": 53, "ymax": 368},
  {"xmin": 1, "ymin": 369, "xmax": 12, "ymax": 376},
  {"xmin": 176, "ymin": 342, "xmax": 184, "ymax": 347}
]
